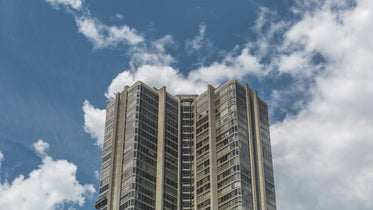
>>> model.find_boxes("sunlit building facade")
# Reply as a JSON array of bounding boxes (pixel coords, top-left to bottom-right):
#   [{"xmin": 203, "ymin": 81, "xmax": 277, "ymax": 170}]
[{"xmin": 95, "ymin": 79, "xmax": 276, "ymax": 210}]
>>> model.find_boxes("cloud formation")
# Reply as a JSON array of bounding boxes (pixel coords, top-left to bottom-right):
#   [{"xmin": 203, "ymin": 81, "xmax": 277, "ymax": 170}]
[
  {"xmin": 45, "ymin": 0, "xmax": 83, "ymax": 10},
  {"xmin": 0, "ymin": 140, "xmax": 95, "ymax": 210},
  {"xmin": 33, "ymin": 139, "xmax": 50, "ymax": 157},
  {"xmin": 185, "ymin": 23, "xmax": 207, "ymax": 54},
  {"xmin": 270, "ymin": 0, "xmax": 373, "ymax": 209},
  {"xmin": 105, "ymin": 46, "xmax": 265, "ymax": 100},
  {"xmin": 45, "ymin": 0, "xmax": 143, "ymax": 49},
  {"xmin": 82, "ymin": 100, "xmax": 106, "ymax": 147},
  {"xmin": 0, "ymin": 151, "xmax": 3, "ymax": 171},
  {"xmin": 127, "ymin": 35, "xmax": 176, "ymax": 68},
  {"xmin": 75, "ymin": 16, "xmax": 143, "ymax": 49},
  {"xmin": 115, "ymin": 13, "xmax": 123, "ymax": 20}
]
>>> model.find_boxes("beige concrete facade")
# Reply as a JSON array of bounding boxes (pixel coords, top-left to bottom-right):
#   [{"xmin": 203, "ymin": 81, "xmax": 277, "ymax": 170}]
[
  {"xmin": 111, "ymin": 89, "xmax": 128, "ymax": 210},
  {"xmin": 244, "ymin": 84, "xmax": 258, "ymax": 210},
  {"xmin": 106, "ymin": 93, "xmax": 120, "ymax": 210},
  {"xmin": 155, "ymin": 87, "xmax": 166, "ymax": 210},
  {"xmin": 207, "ymin": 85, "xmax": 218, "ymax": 210},
  {"xmin": 253, "ymin": 90, "xmax": 267, "ymax": 210},
  {"xmin": 192, "ymin": 99, "xmax": 198, "ymax": 210},
  {"xmin": 177, "ymin": 97, "xmax": 182, "ymax": 210}
]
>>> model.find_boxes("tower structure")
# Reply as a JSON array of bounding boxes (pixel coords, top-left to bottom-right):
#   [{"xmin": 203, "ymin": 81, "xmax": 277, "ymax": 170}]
[{"xmin": 95, "ymin": 79, "xmax": 276, "ymax": 210}]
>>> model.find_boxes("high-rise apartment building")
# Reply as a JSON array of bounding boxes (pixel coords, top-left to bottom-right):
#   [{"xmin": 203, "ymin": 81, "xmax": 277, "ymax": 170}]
[{"xmin": 95, "ymin": 79, "xmax": 276, "ymax": 210}]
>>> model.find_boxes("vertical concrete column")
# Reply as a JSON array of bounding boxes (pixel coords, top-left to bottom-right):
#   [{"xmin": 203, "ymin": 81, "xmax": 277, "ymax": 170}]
[
  {"xmin": 156, "ymin": 87, "xmax": 166, "ymax": 210},
  {"xmin": 244, "ymin": 84, "xmax": 258, "ymax": 210},
  {"xmin": 106, "ymin": 93, "xmax": 119, "ymax": 210},
  {"xmin": 252, "ymin": 91, "xmax": 267, "ymax": 210},
  {"xmin": 207, "ymin": 85, "xmax": 218, "ymax": 210},
  {"xmin": 111, "ymin": 88, "xmax": 128, "ymax": 210},
  {"xmin": 177, "ymin": 98, "xmax": 182, "ymax": 210},
  {"xmin": 107, "ymin": 92, "xmax": 121, "ymax": 210},
  {"xmin": 193, "ymin": 100, "xmax": 198, "ymax": 209}
]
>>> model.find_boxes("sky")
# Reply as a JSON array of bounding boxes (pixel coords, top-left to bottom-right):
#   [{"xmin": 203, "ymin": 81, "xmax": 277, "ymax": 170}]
[{"xmin": 0, "ymin": 0, "xmax": 373, "ymax": 209}]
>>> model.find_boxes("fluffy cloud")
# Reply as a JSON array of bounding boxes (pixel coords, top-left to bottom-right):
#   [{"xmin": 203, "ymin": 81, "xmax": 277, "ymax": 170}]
[
  {"xmin": 94, "ymin": 170, "xmax": 100, "ymax": 180},
  {"xmin": 45, "ymin": 0, "xmax": 83, "ymax": 10},
  {"xmin": 270, "ymin": 0, "xmax": 373, "ymax": 209},
  {"xmin": 115, "ymin": 13, "xmax": 123, "ymax": 20},
  {"xmin": 45, "ymin": 0, "xmax": 143, "ymax": 49},
  {"xmin": 128, "ymin": 35, "xmax": 176, "ymax": 68},
  {"xmin": 0, "ymin": 140, "xmax": 95, "ymax": 210},
  {"xmin": 33, "ymin": 139, "xmax": 50, "ymax": 157},
  {"xmin": 0, "ymin": 151, "xmax": 3, "ymax": 171},
  {"xmin": 185, "ymin": 23, "xmax": 207, "ymax": 54},
  {"xmin": 75, "ymin": 16, "xmax": 144, "ymax": 49},
  {"xmin": 82, "ymin": 100, "xmax": 106, "ymax": 147},
  {"xmin": 105, "ymin": 46, "xmax": 265, "ymax": 100}
]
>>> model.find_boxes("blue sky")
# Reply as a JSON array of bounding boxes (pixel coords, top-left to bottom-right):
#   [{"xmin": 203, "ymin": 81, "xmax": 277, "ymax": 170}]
[{"xmin": 1, "ymin": 0, "xmax": 373, "ymax": 209}]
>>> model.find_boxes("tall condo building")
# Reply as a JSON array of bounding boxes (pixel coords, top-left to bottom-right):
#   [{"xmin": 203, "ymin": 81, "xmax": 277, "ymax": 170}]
[{"xmin": 95, "ymin": 79, "xmax": 276, "ymax": 210}]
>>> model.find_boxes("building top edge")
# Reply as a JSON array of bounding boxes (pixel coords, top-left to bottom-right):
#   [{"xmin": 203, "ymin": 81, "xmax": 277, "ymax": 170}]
[
  {"xmin": 214, "ymin": 79, "xmax": 245, "ymax": 92},
  {"xmin": 112, "ymin": 79, "xmax": 262, "ymax": 104}
]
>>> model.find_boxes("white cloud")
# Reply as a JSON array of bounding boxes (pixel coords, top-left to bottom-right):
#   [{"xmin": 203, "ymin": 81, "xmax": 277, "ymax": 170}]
[
  {"xmin": 115, "ymin": 13, "xmax": 123, "ymax": 20},
  {"xmin": 185, "ymin": 23, "xmax": 207, "ymax": 54},
  {"xmin": 252, "ymin": 8, "xmax": 289, "ymax": 58},
  {"xmin": 45, "ymin": 0, "xmax": 83, "ymax": 10},
  {"xmin": 94, "ymin": 170, "xmax": 100, "ymax": 180},
  {"xmin": 151, "ymin": 35, "xmax": 176, "ymax": 54},
  {"xmin": 0, "ymin": 140, "xmax": 95, "ymax": 210},
  {"xmin": 75, "ymin": 16, "xmax": 144, "ymax": 49},
  {"xmin": 45, "ymin": 0, "xmax": 143, "ymax": 49},
  {"xmin": 105, "ymin": 46, "xmax": 266, "ymax": 100},
  {"xmin": 128, "ymin": 35, "xmax": 176, "ymax": 68},
  {"xmin": 184, "ymin": 23, "xmax": 215, "ymax": 64},
  {"xmin": 33, "ymin": 139, "xmax": 50, "ymax": 157},
  {"xmin": 0, "ymin": 151, "xmax": 3, "ymax": 170},
  {"xmin": 270, "ymin": 0, "xmax": 373, "ymax": 209},
  {"xmin": 82, "ymin": 100, "xmax": 106, "ymax": 147}
]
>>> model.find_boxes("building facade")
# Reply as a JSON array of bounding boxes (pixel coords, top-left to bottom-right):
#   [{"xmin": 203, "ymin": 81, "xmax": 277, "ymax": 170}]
[{"xmin": 95, "ymin": 79, "xmax": 276, "ymax": 210}]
